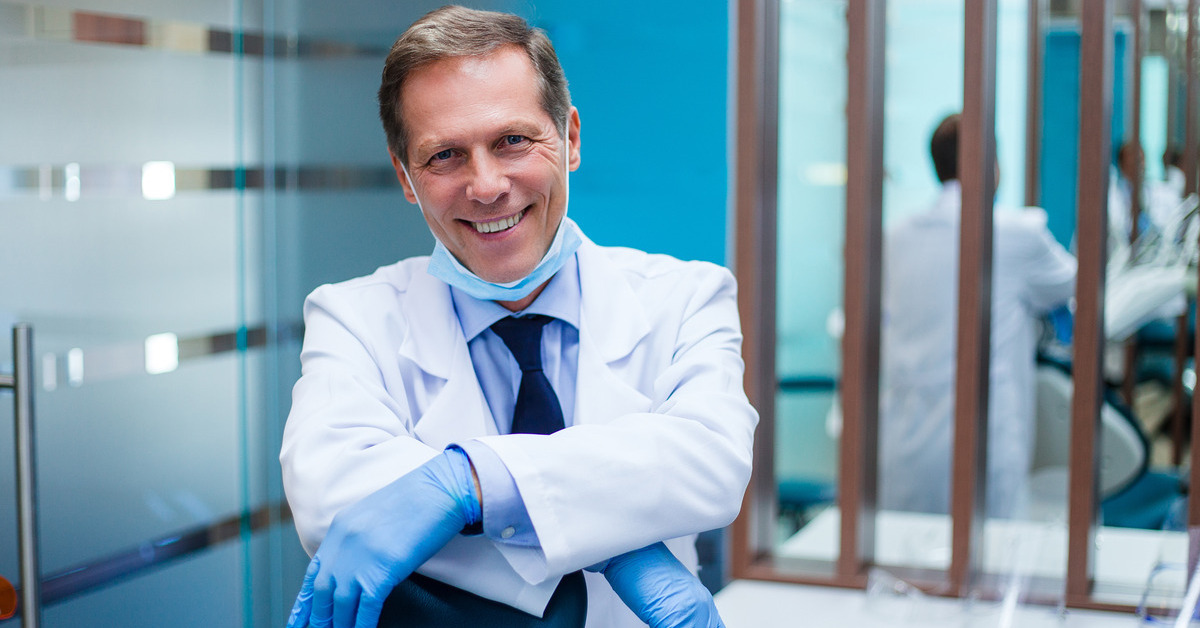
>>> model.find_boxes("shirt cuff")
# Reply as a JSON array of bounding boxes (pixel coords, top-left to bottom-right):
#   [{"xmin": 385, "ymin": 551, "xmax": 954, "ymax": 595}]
[{"xmin": 455, "ymin": 439, "xmax": 542, "ymax": 547}]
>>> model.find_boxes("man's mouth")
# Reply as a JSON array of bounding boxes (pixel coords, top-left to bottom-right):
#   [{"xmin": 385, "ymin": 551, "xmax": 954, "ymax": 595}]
[{"xmin": 471, "ymin": 208, "xmax": 527, "ymax": 234}]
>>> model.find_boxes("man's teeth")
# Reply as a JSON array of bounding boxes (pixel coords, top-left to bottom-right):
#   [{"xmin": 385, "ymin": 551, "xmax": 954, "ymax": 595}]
[{"xmin": 473, "ymin": 210, "xmax": 524, "ymax": 234}]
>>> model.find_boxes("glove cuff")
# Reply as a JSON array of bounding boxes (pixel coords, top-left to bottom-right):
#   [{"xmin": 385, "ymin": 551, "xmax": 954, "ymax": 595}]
[{"xmin": 443, "ymin": 447, "xmax": 483, "ymax": 534}]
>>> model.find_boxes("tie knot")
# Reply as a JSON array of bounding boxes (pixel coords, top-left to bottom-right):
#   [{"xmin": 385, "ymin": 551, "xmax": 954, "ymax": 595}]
[{"xmin": 490, "ymin": 315, "xmax": 552, "ymax": 372}]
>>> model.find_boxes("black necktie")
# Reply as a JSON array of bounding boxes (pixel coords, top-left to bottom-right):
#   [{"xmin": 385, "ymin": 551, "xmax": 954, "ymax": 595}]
[{"xmin": 490, "ymin": 314, "xmax": 566, "ymax": 435}]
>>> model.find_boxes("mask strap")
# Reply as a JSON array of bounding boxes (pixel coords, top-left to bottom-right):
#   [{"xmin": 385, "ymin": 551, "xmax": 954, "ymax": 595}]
[{"xmin": 399, "ymin": 161, "xmax": 426, "ymax": 214}]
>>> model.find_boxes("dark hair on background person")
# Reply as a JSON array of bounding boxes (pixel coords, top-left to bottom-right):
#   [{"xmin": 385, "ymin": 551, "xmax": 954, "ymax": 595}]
[
  {"xmin": 377, "ymin": 5, "xmax": 572, "ymax": 166},
  {"xmin": 930, "ymin": 113, "xmax": 960, "ymax": 183}
]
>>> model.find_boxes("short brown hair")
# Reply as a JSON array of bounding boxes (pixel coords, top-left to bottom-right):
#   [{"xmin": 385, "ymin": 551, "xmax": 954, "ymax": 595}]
[
  {"xmin": 930, "ymin": 113, "xmax": 960, "ymax": 183},
  {"xmin": 378, "ymin": 6, "xmax": 571, "ymax": 166}
]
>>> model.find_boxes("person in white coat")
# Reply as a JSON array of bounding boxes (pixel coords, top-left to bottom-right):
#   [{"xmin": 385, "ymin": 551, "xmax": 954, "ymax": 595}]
[
  {"xmin": 279, "ymin": 6, "xmax": 757, "ymax": 628},
  {"xmin": 878, "ymin": 113, "xmax": 1077, "ymax": 519}
]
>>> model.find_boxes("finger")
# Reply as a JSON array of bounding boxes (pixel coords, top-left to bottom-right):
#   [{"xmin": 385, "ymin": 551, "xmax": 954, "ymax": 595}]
[
  {"xmin": 309, "ymin": 571, "xmax": 336, "ymax": 628},
  {"xmin": 287, "ymin": 557, "xmax": 321, "ymax": 628},
  {"xmin": 353, "ymin": 594, "xmax": 385, "ymax": 628},
  {"xmin": 332, "ymin": 579, "xmax": 361, "ymax": 628}
]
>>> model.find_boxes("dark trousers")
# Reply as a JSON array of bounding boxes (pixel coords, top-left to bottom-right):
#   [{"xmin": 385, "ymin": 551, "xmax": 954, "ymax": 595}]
[{"xmin": 377, "ymin": 570, "xmax": 587, "ymax": 628}]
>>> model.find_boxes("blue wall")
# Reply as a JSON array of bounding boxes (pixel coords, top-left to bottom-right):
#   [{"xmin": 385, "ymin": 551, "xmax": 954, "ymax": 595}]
[
  {"xmin": 509, "ymin": 1, "xmax": 730, "ymax": 265},
  {"xmin": 1040, "ymin": 27, "xmax": 1128, "ymax": 246}
]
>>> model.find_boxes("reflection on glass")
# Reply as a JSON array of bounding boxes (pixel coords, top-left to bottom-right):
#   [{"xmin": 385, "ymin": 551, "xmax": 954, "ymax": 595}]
[
  {"xmin": 143, "ymin": 332, "xmax": 179, "ymax": 374},
  {"xmin": 1136, "ymin": 560, "xmax": 1199, "ymax": 625},
  {"xmin": 66, "ymin": 347, "xmax": 83, "ymax": 387},
  {"xmin": 773, "ymin": 0, "xmax": 847, "ymax": 564},
  {"xmin": 64, "ymin": 162, "xmax": 80, "ymax": 202},
  {"xmin": 141, "ymin": 161, "xmax": 176, "ymax": 200}
]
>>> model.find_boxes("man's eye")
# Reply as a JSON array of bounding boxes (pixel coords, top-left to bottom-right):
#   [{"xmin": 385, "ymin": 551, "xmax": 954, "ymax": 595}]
[
  {"xmin": 431, "ymin": 149, "xmax": 454, "ymax": 162},
  {"xmin": 503, "ymin": 135, "xmax": 527, "ymax": 146}
]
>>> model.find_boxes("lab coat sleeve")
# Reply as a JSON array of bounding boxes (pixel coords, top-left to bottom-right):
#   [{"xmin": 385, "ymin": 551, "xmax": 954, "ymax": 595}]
[
  {"xmin": 477, "ymin": 263, "xmax": 757, "ymax": 582},
  {"xmin": 1013, "ymin": 209, "xmax": 1078, "ymax": 312},
  {"xmin": 280, "ymin": 283, "xmax": 440, "ymax": 556}
]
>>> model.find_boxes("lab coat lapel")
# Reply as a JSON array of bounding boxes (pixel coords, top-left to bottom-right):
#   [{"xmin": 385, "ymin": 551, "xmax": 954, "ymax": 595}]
[
  {"xmin": 398, "ymin": 266, "xmax": 496, "ymax": 448},
  {"xmin": 574, "ymin": 241, "xmax": 654, "ymax": 424}
]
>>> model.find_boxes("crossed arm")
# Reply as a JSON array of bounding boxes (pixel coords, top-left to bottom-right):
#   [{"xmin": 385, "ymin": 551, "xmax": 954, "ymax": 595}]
[
  {"xmin": 285, "ymin": 448, "xmax": 725, "ymax": 628},
  {"xmin": 280, "ymin": 265, "xmax": 755, "ymax": 628}
]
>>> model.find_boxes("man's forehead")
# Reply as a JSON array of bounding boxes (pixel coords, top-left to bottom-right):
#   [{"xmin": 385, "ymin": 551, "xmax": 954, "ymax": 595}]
[
  {"xmin": 401, "ymin": 47, "xmax": 556, "ymax": 152},
  {"xmin": 402, "ymin": 46, "xmax": 539, "ymax": 104}
]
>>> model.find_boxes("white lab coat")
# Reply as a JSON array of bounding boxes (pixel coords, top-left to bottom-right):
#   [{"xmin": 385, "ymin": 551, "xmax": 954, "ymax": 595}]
[
  {"xmin": 280, "ymin": 236, "xmax": 757, "ymax": 626},
  {"xmin": 878, "ymin": 182, "xmax": 1077, "ymax": 518}
]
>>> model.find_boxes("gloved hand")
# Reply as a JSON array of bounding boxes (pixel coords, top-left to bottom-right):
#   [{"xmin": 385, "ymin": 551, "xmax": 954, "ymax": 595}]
[
  {"xmin": 287, "ymin": 448, "xmax": 480, "ymax": 628},
  {"xmin": 591, "ymin": 542, "xmax": 726, "ymax": 628}
]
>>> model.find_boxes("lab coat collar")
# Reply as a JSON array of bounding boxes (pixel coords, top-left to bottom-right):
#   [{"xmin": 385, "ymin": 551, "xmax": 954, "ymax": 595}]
[
  {"xmin": 934, "ymin": 180, "xmax": 962, "ymax": 216},
  {"xmin": 396, "ymin": 263, "xmax": 461, "ymax": 381},
  {"xmin": 576, "ymin": 236, "xmax": 652, "ymax": 363}
]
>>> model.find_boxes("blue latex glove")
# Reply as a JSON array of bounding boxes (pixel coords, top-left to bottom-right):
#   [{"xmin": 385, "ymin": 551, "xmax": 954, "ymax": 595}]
[
  {"xmin": 591, "ymin": 542, "xmax": 725, "ymax": 628},
  {"xmin": 287, "ymin": 448, "xmax": 480, "ymax": 628}
]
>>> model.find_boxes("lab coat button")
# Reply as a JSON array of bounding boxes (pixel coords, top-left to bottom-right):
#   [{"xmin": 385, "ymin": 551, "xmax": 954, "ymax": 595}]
[{"xmin": 501, "ymin": 526, "xmax": 516, "ymax": 539}]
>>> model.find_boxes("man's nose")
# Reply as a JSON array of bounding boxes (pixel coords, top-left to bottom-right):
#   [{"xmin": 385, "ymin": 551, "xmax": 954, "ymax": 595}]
[{"xmin": 465, "ymin": 153, "xmax": 510, "ymax": 204}]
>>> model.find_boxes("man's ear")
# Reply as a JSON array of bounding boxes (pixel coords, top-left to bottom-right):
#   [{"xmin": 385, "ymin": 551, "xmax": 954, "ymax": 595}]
[
  {"xmin": 567, "ymin": 107, "xmax": 581, "ymax": 172},
  {"xmin": 390, "ymin": 149, "xmax": 419, "ymax": 205}
]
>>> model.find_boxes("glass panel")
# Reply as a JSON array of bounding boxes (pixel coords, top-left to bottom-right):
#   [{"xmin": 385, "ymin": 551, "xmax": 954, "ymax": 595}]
[
  {"xmin": 873, "ymin": 0, "xmax": 964, "ymax": 581},
  {"xmin": 764, "ymin": 0, "xmax": 1191, "ymax": 608},
  {"xmin": 773, "ymin": 0, "xmax": 846, "ymax": 569},
  {"xmin": 43, "ymin": 542, "xmax": 248, "ymax": 625},
  {"xmin": 0, "ymin": 1, "xmax": 278, "ymax": 624},
  {"xmin": 1088, "ymin": 0, "xmax": 1195, "ymax": 607},
  {"xmin": 871, "ymin": 0, "xmax": 1076, "ymax": 598},
  {"xmin": 976, "ymin": 2, "xmax": 1079, "ymax": 606}
]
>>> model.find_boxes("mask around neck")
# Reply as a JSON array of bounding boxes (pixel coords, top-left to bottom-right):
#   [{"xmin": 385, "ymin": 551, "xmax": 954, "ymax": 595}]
[{"xmin": 427, "ymin": 216, "xmax": 582, "ymax": 301}]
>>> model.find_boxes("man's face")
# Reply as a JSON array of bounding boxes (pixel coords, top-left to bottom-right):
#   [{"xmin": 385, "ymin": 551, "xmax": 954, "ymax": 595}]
[{"xmin": 392, "ymin": 45, "xmax": 581, "ymax": 284}]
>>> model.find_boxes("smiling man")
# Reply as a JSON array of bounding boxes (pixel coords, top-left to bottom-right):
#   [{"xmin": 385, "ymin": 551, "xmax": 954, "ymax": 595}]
[{"xmin": 280, "ymin": 6, "xmax": 756, "ymax": 628}]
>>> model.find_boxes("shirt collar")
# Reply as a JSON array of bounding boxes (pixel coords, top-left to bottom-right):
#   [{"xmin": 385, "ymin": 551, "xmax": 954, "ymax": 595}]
[{"xmin": 451, "ymin": 252, "xmax": 582, "ymax": 341}]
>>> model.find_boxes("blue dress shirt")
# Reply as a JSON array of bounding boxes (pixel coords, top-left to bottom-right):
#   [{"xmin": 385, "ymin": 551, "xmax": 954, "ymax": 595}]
[{"xmin": 450, "ymin": 253, "xmax": 581, "ymax": 548}]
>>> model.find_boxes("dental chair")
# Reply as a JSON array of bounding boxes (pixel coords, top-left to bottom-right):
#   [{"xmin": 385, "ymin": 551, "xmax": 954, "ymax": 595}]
[{"xmin": 1030, "ymin": 359, "xmax": 1187, "ymax": 528}]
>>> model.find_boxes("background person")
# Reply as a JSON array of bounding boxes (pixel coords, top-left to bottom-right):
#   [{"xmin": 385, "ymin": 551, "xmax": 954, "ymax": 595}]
[{"xmin": 878, "ymin": 113, "xmax": 1077, "ymax": 519}]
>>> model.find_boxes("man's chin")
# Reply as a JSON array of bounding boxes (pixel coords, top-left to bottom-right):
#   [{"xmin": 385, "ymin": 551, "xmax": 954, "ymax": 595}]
[
  {"xmin": 475, "ymin": 268, "xmax": 534, "ymax": 284},
  {"xmin": 462, "ymin": 255, "xmax": 534, "ymax": 283}
]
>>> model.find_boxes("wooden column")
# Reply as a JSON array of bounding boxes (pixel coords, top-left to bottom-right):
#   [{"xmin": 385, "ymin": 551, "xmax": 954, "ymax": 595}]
[
  {"xmin": 1067, "ymin": 0, "xmax": 1113, "ymax": 605},
  {"xmin": 1131, "ymin": 0, "xmax": 1145, "ymax": 243},
  {"xmin": 1123, "ymin": 0, "xmax": 1145, "ymax": 407},
  {"xmin": 1186, "ymin": 0, "xmax": 1200, "ymax": 578},
  {"xmin": 838, "ymin": 0, "xmax": 886, "ymax": 580},
  {"xmin": 731, "ymin": 0, "xmax": 779, "ymax": 577},
  {"xmin": 949, "ymin": 0, "xmax": 998, "ymax": 597},
  {"xmin": 1173, "ymin": 0, "xmax": 1195, "ymax": 470}
]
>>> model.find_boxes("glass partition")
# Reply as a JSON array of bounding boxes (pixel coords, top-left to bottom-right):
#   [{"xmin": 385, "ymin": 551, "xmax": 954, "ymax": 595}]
[
  {"xmin": 0, "ymin": 2, "xmax": 268, "ymax": 623},
  {"xmin": 1085, "ymin": 0, "xmax": 1195, "ymax": 608},
  {"xmin": 0, "ymin": 1, "xmax": 441, "ymax": 624},
  {"xmin": 773, "ymin": 0, "xmax": 847, "ymax": 571},
  {"xmin": 871, "ymin": 0, "xmax": 966, "ymax": 583},
  {"xmin": 746, "ymin": 0, "xmax": 1196, "ymax": 611}
]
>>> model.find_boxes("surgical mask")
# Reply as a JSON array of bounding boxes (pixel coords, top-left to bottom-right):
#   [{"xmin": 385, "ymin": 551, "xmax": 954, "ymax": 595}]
[{"xmin": 400, "ymin": 139, "xmax": 580, "ymax": 302}]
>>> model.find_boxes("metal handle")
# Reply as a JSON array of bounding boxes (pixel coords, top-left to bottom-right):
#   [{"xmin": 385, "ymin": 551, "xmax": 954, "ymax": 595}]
[{"xmin": 1, "ymin": 325, "xmax": 40, "ymax": 628}]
